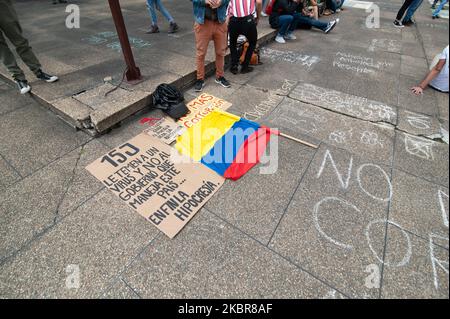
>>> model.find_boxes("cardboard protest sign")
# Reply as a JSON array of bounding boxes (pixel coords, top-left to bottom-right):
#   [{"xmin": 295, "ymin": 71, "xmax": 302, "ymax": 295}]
[
  {"xmin": 142, "ymin": 117, "xmax": 185, "ymax": 145},
  {"xmin": 86, "ymin": 133, "xmax": 224, "ymax": 238},
  {"xmin": 178, "ymin": 93, "xmax": 232, "ymax": 129}
]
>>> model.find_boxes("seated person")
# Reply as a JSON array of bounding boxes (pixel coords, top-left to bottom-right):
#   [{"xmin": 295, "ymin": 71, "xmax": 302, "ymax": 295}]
[
  {"xmin": 324, "ymin": 0, "xmax": 345, "ymax": 15},
  {"xmin": 295, "ymin": 0, "xmax": 339, "ymax": 33},
  {"xmin": 411, "ymin": 45, "xmax": 449, "ymax": 95},
  {"xmin": 269, "ymin": 0, "xmax": 302, "ymax": 44}
]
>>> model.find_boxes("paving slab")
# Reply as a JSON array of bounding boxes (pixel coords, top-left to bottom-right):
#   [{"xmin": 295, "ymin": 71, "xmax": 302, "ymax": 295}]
[
  {"xmin": 436, "ymin": 92, "xmax": 449, "ymax": 120},
  {"xmin": 103, "ymin": 279, "xmax": 140, "ymax": 299},
  {"xmin": 0, "ymin": 89, "xmax": 34, "ymax": 116},
  {"xmin": 394, "ymin": 132, "xmax": 449, "ymax": 187},
  {"xmin": 289, "ymin": 82, "xmax": 398, "ymax": 125},
  {"xmin": 0, "ymin": 140, "xmax": 109, "ymax": 262},
  {"xmin": 397, "ymin": 75, "xmax": 439, "ymax": 115},
  {"xmin": 397, "ymin": 109, "xmax": 442, "ymax": 137},
  {"xmin": 0, "ymin": 105, "xmax": 90, "ymax": 177},
  {"xmin": 269, "ymin": 145, "xmax": 392, "ymax": 298},
  {"xmin": 0, "ymin": 157, "xmax": 21, "ymax": 194},
  {"xmin": 381, "ymin": 224, "xmax": 449, "ymax": 299},
  {"xmin": 263, "ymin": 98, "xmax": 395, "ymax": 165},
  {"xmin": 0, "ymin": 189, "xmax": 159, "ymax": 298},
  {"xmin": 400, "ymin": 55, "xmax": 430, "ymax": 78},
  {"xmin": 206, "ymin": 137, "xmax": 317, "ymax": 245},
  {"xmin": 389, "ymin": 169, "xmax": 449, "ymax": 240},
  {"xmin": 122, "ymin": 210, "xmax": 340, "ymax": 299}
]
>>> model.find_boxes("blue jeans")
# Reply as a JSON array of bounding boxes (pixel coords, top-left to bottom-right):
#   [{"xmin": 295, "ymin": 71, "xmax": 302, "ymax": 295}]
[
  {"xmin": 147, "ymin": 0, "xmax": 174, "ymax": 26},
  {"xmin": 297, "ymin": 14, "xmax": 329, "ymax": 31},
  {"xmin": 403, "ymin": 0, "xmax": 423, "ymax": 22},
  {"xmin": 433, "ymin": 0, "xmax": 448, "ymax": 16},
  {"xmin": 327, "ymin": 0, "xmax": 345, "ymax": 12},
  {"xmin": 278, "ymin": 14, "xmax": 301, "ymax": 36}
]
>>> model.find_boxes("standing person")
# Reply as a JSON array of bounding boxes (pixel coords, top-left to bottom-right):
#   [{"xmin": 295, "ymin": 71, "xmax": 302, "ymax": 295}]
[
  {"xmin": 0, "ymin": 0, "xmax": 58, "ymax": 94},
  {"xmin": 228, "ymin": 0, "xmax": 263, "ymax": 75},
  {"xmin": 146, "ymin": 0, "xmax": 179, "ymax": 34},
  {"xmin": 402, "ymin": 0, "xmax": 423, "ymax": 25},
  {"xmin": 393, "ymin": 0, "xmax": 415, "ymax": 28},
  {"xmin": 411, "ymin": 45, "xmax": 449, "ymax": 94},
  {"xmin": 432, "ymin": 0, "xmax": 448, "ymax": 19},
  {"xmin": 192, "ymin": 0, "xmax": 231, "ymax": 92},
  {"xmin": 269, "ymin": 0, "xmax": 302, "ymax": 44},
  {"xmin": 261, "ymin": 0, "xmax": 270, "ymax": 16}
]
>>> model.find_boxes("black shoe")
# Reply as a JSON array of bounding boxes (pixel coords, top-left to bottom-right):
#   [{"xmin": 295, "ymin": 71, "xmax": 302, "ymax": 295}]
[
  {"xmin": 240, "ymin": 66, "xmax": 254, "ymax": 74},
  {"xmin": 16, "ymin": 80, "xmax": 31, "ymax": 94},
  {"xmin": 432, "ymin": 15, "xmax": 440, "ymax": 19},
  {"xmin": 194, "ymin": 79, "xmax": 205, "ymax": 92},
  {"xmin": 215, "ymin": 76, "xmax": 231, "ymax": 88},
  {"xmin": 230, "ymin": 65, "xmax": 239, "ymax": 75},
  {"xmin": 393, "ymin": 20, "xmax": 404, "ymax": 28},
  {"xmin": 146, "ymin": 25, "xmax": 159, "ymax": 34},
  {"xmin": 169, "ymin": 22, "xmax": 179, "ymax": 34},
  {"xmin": 36, "ymin": 70, "xmax": 59, "ymax": 83},
  {"xmin": 403, "ymin": 20, "xmax": 414, "ymax": 26},
  {"xmin": 324, "ymin": 19, "xmax": 339, "ymax": 34}
]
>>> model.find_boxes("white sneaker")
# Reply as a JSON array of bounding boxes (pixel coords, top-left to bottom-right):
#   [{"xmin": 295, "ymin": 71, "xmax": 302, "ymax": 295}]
[
  {"xmin": 275, "ymin": 35, "xmax": 286, "ymax": 44},
  {"xmin": 16, "ymin": 80, "xmax": 31, "ymax": 94},
  {"xmin": 261, "ymin": 12, "xmax": 268, "ymax": 17},
  {"xmin": 285, "ymin": 32, "xmax": 297, "ymax": 40}
]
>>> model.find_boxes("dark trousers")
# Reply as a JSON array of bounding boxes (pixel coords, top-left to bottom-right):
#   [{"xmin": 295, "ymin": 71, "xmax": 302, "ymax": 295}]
[
  {"xmin": 0, "ymin": 1, "xmax": 41, "ymax": 81},
  {"xmin": 228, "ymin": 15, "xmax": 258, "ymax": 69},
  {"xmin": 396, "ymin": 0, "xmax": 415, "ymax": 21}
]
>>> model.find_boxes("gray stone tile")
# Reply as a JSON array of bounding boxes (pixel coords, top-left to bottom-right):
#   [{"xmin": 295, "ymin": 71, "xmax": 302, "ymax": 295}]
[
  {"xmin": 389, "ymin": 169, "xmax": 448, "ymax": 240},
  {"xmin": 397, "ymin": 109, "xmax": 441, "ymax": 137},
  {"xmin": 226, "ymin": 85, "xmax": 285, "ymax": 121},
  {"xmin": 103, "ymin": 279, "xmax": 140, "ymax": 299},
  {"xmin": 122, "ymin": 211, "xmax": 340, "ymax": 298},
  {"xmin": 381, "ymin": 224, "xmax": 449, "ymax": 299},
  {"xmin": 0, "ymin": 156, "xmax": 21, "ymax": 194},
  {"xmin": 397, "ymin": 75, "xmax": 438, "ymax": 115},
  {"xmin": 436, "ymin": 92, "xmax": 449, "ymax": 120},
  {"xmin": 394, "ymin": 132, "xmax": 449, "ymax": 187},
  {"xmin": 400, "ymin": 55, "xmax": 429, "ymax": 78},
  {"xmin": 0, "ymin": 105, "xmax": 90, "ymax": 176},
  {"xmin": 269, "ymin": 145, "xmax": 392, "ymax": 298},
  {"xmin": 206, "ymin": 137, "xmax": 317, "ymax": 244},
  {"xmin": 0, "ymin": 189, "xmax": 159, "ymax": 298},
  {"xmin": 0, "ymin": 90, "xmax": 34, "ymax": 116},
  {"xmin": 264, "ymin": 98, "xmax": 395, "ymax": 165},
  {"xmin": 0, "ymin": 140, "xmax": 109, "ymax": 261},
  {"xmin": 289, "ymin": 82, "xmax": 398, "ymax": 124}
]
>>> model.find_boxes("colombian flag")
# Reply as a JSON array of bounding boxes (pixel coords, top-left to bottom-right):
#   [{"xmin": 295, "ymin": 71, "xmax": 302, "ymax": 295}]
[{"xmin": 176, "ymin": 109, "xmax": 276, "ymax": 181}]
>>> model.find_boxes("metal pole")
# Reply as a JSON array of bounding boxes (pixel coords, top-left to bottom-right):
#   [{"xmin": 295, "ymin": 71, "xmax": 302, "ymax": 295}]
[{"xmin": 108, "ymin": 0, "xmax": 142, "ymax": 83}]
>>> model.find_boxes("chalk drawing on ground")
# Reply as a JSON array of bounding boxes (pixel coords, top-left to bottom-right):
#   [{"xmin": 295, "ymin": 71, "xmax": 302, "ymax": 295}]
[
  {"xmin": 404, "ymin": 133, "xmax": 436, "ymax": 160},
  {"xmin": 260, "ymin": 48, "xmax": 321, "ymax": 68},
  {"xmin": 290, "ymin": 82, "xmax": 397, "ymax": 123},
  {"xmin": 405, "ymin": 111, "xmax": 433, "ymax": 130},
  {"xmin": 437, "ymin": 189, "xmax": 449, "ymax": 228},
  {"xmin": 429, "ymin": 233, "xmax": 449, "ymax": 290}
]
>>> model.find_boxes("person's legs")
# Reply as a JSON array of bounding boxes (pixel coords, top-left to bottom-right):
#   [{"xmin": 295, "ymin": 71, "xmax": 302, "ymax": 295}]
[
  {"xmin": 155, "ymin": 0, "xmax": 175, "ymax": 23},
  {"xmin": 194, "ymin": 21, "xmax": 212, "ymax": 81},
  {"xmin": 326, "ymin": 0, "xmax": 338, "ymax": 12},
  {"xmin": 403, "ymin": 0, "xmax": 424, "ymax": 23},
  {"xmin": 146, "ymin": 0, "xmax": 158, "ymax": 26},
  {"xmin": 395, "ymin": 0, "xmax": 415, "ymax": 21},
  {"xmin": 228, "ymin": 18, "xmax": 241, "ymax": 71},
  {"xmin": 297, "ymin": 14, "xmax": 329, "ymax": 31},
  {"xmin": 241, "ymin": 18, "xmax": 258, "ymax": 69},
  {"xmin": 1, "ymin": 20, "xmax": 41, "ymax": 76},
  {"xmin": 212, "ymin": 21, "xmax": 228, "ymax": 79},
  {"xmin": 433, "ymin": 0, "xmax": 448, "ymax": 17},
  {"xmin": 288, "ymin": 13, "xmax": 302, "ymax": 33},
  {"xmin": 337, "ymin": 0, "xmax": 346, "ymax": 9},
  {"xmin": 278, "ymin": 15, "xmax": 294, "ymax": 36},
  {"xmin": 0, "ymin": 29, "xmax": 26, "ymax": 81}
]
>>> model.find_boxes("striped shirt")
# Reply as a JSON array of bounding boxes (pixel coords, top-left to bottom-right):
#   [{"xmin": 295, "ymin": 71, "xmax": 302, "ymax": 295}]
[{"xmin": 228, "ymin": 0, "xmax": 257, "ymax": 18}]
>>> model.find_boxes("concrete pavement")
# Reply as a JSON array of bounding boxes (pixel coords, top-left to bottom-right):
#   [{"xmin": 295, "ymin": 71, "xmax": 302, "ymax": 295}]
[{"xmin": 0, "ymin": 0, "xmax": 449, "ymax": 299}]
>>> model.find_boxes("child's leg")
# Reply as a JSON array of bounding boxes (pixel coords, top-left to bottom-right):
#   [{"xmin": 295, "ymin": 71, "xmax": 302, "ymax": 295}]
[{"xmin": 146, "ymin": 0, "xmax": 158, "ymax": 26}]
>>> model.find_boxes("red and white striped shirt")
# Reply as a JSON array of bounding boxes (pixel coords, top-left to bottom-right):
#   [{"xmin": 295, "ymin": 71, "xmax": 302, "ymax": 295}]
[{"xmin": 227, "ymin": 0, "xmax": 257, "ymax": 18}]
